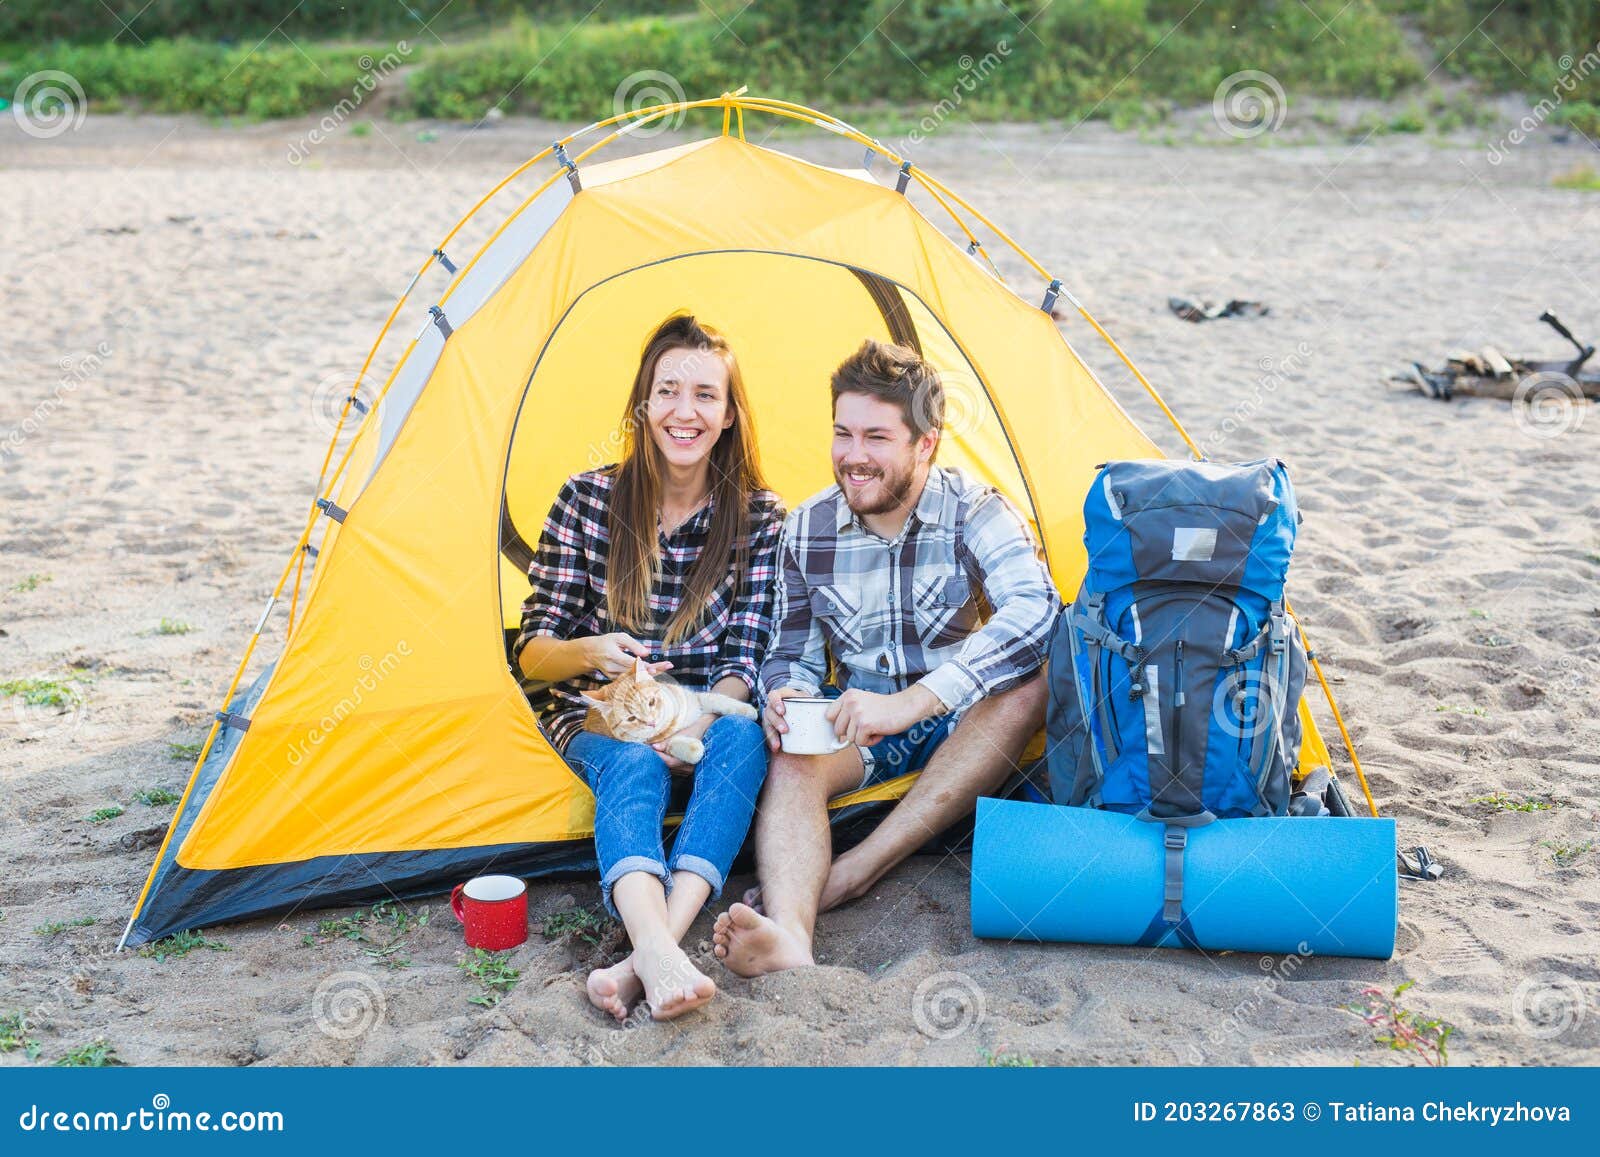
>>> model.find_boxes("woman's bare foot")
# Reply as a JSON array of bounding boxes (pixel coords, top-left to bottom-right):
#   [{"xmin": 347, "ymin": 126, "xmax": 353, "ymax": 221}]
[
  {"xmin": 585, "ymin": 956, "xmax": 645, "ymax": 1022},
  {"xmin": 711, "ymin": 903, "xmax": 814, "ymax": 977},
  {"xmin": 631, "ymin": 938, "xmax": 716, "ymax": 1020}
]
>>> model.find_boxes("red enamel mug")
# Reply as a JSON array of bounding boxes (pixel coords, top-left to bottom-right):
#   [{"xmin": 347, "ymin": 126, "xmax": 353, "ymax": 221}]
[{"xmin": 450, "ymin": 875, "xmax": 528, "ymax": 951}]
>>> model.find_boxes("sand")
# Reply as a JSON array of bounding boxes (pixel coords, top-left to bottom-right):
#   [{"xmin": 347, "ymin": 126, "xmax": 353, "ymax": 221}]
[{"xmin": 1, "ymin": 111, "xmax": 1597, "ymax": 1067}]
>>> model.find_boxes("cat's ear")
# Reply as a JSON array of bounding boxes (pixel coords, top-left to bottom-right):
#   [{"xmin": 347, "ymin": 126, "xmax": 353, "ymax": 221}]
[
  {"xmin": 632, "ymin": 657, "xmax": 654, "ymax": 682},
  {"xmin": 580, "ymin": 683, "xmax": 613, "ymax": 706}
]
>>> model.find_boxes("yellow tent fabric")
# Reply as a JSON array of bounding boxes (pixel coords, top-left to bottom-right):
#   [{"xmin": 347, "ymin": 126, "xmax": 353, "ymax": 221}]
[{"xmin": 123, "ymin": 107, "xmax": 1341, "ymax": 947}]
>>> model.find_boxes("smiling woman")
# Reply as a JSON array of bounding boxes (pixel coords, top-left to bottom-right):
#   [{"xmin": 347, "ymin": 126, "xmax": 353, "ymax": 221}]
[{"xmin": 508, "ymin": 312, "xmax": 782, "ymax": 1020}]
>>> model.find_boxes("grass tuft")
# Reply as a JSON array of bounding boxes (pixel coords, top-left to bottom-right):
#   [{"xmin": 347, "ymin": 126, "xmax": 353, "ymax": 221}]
[
  {"xmin": 979, "ymin": 1046, "xmax": 1039, "ymax": 1067},
  {"xmin": 1343, "ymin": 980, "xmax": 1454, "ymax": 1067},
  {"xmin": 155, "ymin": 618, "xmax": 193, "ymax": 635},
  {"xmin": 459, "ymin": 948, "xmax": 521, "ymax": 1007},
  {"xmin": 1553, "ymin": 163, "xmax": 1600, "ymax": 192},
  {"xmin": 1471, "ymin": 792, "xmax": 1562, "ymax": 813},
  {"xmin": 139, "ymin": 929, "xmax": 228, "ymax": 962},
  {"xmin": 134, "ymin": 786, "xmax": 182, "ymax": 806},
  {"xmin": 85, "ymin": 806, "xmax": 124, "ymax": 823},
  {"xmin": 300, "ymin": 900, "xmax": 427, "ymax": 970},
  {"xmin": 0, "ymin": 678, "xmax": 82, "ymax": 709},
  {"xmin": 53, "ymin": 1039, "xmax": 123, "ymax": 1067},
  {"xmin": 1539, "ymin": 838, "xmax": 1594, "ymax": 868},
  {"xmin": 0, "ymin": 1011, "xmax": 41, "ymax": 1060},
  {"xmin": 10, "ymin": 573, "xmax": 51, "ymax": 592},
  {"xmin": 34, "ymin": 917, "xmax": 96, "ymax": 937},
  {"xmin": 538, "ymin": 904, "xmax": 614, "ymax": 947}
]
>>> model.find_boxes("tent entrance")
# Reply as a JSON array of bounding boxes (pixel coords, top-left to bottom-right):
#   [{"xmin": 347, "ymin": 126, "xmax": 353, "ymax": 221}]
[{"xmin": 498, "ymin": 250, "xmax": 1040, "ymax": 635}]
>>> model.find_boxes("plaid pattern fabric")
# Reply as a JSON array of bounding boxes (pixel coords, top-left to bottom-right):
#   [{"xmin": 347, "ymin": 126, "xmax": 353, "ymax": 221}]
[
  {"xmin": 761, "ymin": 466, "xmax": 1060, "ymax": 713},
  {"xmin": 513, "ymin": 468, "xmax": 784, "ymax": 753}
]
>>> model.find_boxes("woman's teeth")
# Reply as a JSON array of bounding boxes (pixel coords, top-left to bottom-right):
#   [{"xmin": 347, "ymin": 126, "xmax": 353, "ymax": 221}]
[{"xmin": 667, "ymin": 427, "xmax": 701, "ymax": 443}]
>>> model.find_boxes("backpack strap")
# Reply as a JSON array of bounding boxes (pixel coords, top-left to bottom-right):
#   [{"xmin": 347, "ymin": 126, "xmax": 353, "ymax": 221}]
[
  {"xmin": 1063, "ymin": 600, "xmax": 1107, "ymax": 807},
  {"xmin": 1069, "ymin": 595, "xmax": 1143, "ymax": 666},
  {"xmin": 1246, "ymin": 601, "xmax": 1293, "ymax": 816},
  {"xmin": 1074, "ymin": 592, "xmax": 1132, "ymax": 764}
]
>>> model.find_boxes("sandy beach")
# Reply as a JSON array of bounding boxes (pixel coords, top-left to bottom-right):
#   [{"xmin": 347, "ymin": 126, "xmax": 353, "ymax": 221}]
[{"xmin": 1, "ymin": 111, "xmax": 1597, "ymax": 1067}]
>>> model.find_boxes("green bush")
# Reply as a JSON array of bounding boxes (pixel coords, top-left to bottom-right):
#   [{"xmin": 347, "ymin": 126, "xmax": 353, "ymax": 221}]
[
  {"xmin": 0, "ymin": 38, "xmax": 408, "ymax": 117},
  {"xmin": 0, "ymin": 1, "xmax": 694, "ymax": 44},
  {"xmin": 1396, "ymin": 1, "xmax": 1600, "ymax": 96}
]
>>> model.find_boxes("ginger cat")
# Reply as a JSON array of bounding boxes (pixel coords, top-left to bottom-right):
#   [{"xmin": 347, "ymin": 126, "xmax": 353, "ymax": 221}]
[{"xmin": 581, "ymin": 659, "xmax": 757, "ymax": 765}]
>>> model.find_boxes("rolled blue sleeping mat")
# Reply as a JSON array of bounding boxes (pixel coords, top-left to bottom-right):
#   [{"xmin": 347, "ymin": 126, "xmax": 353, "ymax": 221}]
[{"xmin": 971, "ymin": 798, "xmax": 1397, "ymax": 959}]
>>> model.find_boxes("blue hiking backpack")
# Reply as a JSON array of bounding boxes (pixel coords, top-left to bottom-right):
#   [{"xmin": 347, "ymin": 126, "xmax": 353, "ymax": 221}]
[{"xmin": 1046, "ymin": 458, "xmax": 1308, "ymax": 823}]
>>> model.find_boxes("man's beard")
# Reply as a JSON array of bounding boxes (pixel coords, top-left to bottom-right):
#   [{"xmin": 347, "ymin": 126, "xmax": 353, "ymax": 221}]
[{"xmin": 835, "ymin": 458, "xmax": 918, "ymax": 516}]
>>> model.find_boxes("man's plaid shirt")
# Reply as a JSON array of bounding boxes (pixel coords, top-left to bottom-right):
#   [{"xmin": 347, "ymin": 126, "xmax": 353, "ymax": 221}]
[
  {"xmin": 760, "ymin": 465, "xmax": 1060, "ymax": 713},
  {"xmin": 513, "ymin": 468, "xmax": 784, "ymax": 753}
]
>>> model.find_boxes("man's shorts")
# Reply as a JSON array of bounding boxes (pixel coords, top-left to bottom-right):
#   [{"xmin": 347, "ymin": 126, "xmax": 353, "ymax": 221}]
[{"xmin": 818, "ymin": 685, "xmax": 964, "ymax": 792}]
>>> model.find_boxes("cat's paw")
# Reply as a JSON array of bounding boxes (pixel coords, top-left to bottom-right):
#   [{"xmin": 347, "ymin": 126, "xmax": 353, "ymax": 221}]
[
  {"xmin": 729, "ymin": 702, "xmax": 758, "ymax": 720},
  {"xmin": 667, "ymin": 735, "xmax": 704, "ymax": 764}
]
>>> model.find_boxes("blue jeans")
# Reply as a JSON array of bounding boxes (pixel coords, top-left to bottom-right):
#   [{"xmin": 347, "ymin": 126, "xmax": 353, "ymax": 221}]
[{"xmin": 563, "ymin": 715, "xmax": 768, "ymax": 917}]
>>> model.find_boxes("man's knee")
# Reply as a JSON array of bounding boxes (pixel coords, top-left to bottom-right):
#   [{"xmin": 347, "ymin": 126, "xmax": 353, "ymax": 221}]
[{"xmin": 765, "ymin": 748, "xmax": 860, "ymax": 798}]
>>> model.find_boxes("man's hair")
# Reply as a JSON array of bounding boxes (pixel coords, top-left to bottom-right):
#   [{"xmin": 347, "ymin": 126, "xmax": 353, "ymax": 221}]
[{"xmin": 830, "ymin": 339, "xmax": 943, "ymax": 444}]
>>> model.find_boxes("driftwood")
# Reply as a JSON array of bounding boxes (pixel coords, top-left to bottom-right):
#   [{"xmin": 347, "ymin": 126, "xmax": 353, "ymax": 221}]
[
  {"xmin": 1391, "ymin": 345, "xmax": 1600, "ymax": 402},
  {"xmin": 1394, "ymin": 312, "xmax": 1599, "ymax": 402}
]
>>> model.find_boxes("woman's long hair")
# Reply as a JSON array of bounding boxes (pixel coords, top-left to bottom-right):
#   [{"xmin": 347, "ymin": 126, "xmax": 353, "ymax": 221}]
[{"xmin": 607, "ymin": 314, "xmax": 766, "ymax": 645}]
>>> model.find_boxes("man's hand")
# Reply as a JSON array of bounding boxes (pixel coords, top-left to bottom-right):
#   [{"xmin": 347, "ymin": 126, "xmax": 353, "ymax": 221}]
[
  {"xmin": 825, "ymin": 685, "xmax": 943, "ymax": 748},
  {"xmin": 579, "ymin": 633, "xmax": 672, "ymax": 680},
  {"xmin": 653, "ymin": 713, "xmax": 713, "ymax": 775},
  {"xmin": 761, "ymin": 686, "xmax": 811, "ymax": 753}
]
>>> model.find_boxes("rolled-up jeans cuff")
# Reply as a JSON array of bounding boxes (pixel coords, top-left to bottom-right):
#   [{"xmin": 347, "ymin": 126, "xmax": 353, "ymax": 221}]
[
  {"xmin": 599, "ymin": 855, "xmax": 672, "ymax": 918},
  {"xmin": 668, "ymin": 854, "xmax": 725, "ymax": 903}
]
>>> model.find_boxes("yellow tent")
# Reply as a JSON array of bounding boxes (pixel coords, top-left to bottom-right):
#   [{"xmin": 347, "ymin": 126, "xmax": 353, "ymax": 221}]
[{"xmin": 121, "ymin": 95, "xmax": 1369, "ymax": 948}]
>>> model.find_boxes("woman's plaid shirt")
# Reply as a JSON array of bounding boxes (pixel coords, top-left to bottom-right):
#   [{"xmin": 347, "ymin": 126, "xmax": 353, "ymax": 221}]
[
  {"xmin": 513, "ymin": 468, "xmax": 784, "ymax": 753},
  {"xmin": 759, "ymin": 466, "xmax": 1059, "ymax": 714}
]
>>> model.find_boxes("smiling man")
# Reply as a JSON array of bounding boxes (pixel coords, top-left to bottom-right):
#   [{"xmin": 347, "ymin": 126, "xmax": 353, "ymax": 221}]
[{"xmin": 712, "ymin": 338, "xmax": 1059, "ymax": 977}]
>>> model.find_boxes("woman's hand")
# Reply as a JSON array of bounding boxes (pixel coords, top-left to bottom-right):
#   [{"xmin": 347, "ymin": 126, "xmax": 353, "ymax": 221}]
[
  {"xmin": 654, "ymin": 713, "xmax": 714, "ymax": 775},
  {"xmin": 578, "ymin": 633, "xmax": 673, "ymax": 680}
]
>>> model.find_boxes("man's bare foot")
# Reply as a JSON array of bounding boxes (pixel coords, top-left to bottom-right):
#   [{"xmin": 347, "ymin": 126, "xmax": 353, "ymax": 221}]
[
  {"xmin": 818, "ymin": 852, "xmax": 875, "ymax": 913},
  {"xmin": 632, "ymin": 939, "xmax": 716, "ymax": 1020},
  {"xmin": 712, "ymin": 903, "xmax": 814, "ymax": 977},
  {"xmin": 585, "ymin": 956, "xmax": 644, "ymax": 1022}
]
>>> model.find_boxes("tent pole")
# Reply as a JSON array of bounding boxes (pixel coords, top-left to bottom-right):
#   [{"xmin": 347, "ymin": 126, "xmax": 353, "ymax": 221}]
[{"xmin": 1287, "ymin": 603, "xmax": 1380, "ymax": 817}]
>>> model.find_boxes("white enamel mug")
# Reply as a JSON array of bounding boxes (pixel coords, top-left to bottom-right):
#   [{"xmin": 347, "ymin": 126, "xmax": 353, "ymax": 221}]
[{"xmin": 778, "ymin": 696, "xmax": 851, "ymax": 756}]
